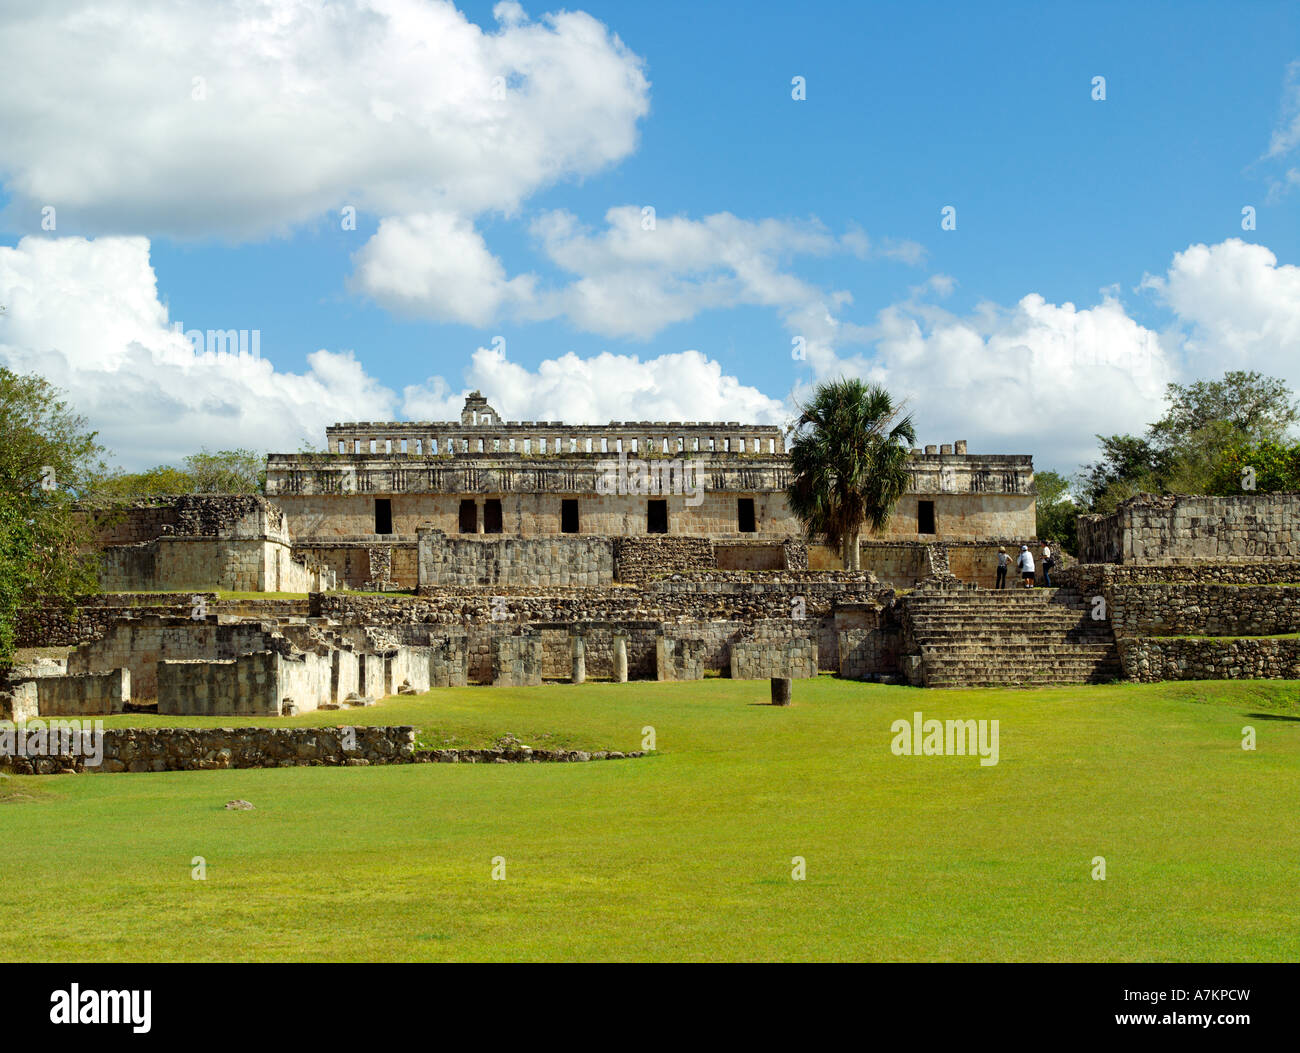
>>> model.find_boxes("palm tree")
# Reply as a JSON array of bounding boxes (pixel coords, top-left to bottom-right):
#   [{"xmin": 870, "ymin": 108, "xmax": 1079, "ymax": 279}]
[{"xmin": 786, "ymin": 379, "xmax": 916, "ymax": 570}]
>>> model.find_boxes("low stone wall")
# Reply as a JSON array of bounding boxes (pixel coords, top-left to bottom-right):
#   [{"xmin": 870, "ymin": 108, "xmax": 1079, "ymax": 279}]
[
  {"xmin": 0, "ymin": 681, "xmax": 39, "ymax": 722},
  {"xmin": 730, "ymin": 635, "xmax": 818, "ymax": 680},
  {"xmin": 613, "ymin": 536, "xmax": 715, "ymax": 584},
  {"xmin": 157, "ymin": 650, "xmax": 329, "ymax": 717},
  {"xmin": 35, "ymin": 669, "xmax": 130, "ymax": 716},
  {"xmin": 1118, "ymin": 636, "xmax": 1300, "ymax": 682},
  {"xmin": 1078, "ymin": 492, "xmax": 1300, "ymax": 564},
  {"xmin": 655, "ymin": 635, "xmax": 708, "ymax": 680},
  {"xmin": 1107, "ymin": 584, "xmax": 1300, "ymax": 638},
  {"xmin": 1058, "ymin": 561, "xmax": 1300, "ymax": 593},
  {"xmin": 492, "ymin": 633, "xmax": 543, "ymax": 687},
  {"xmin": 2, "ymin": 724, "xmax": 648, "ymax": 775},
  {"xmin": 418, "ymin": 529, "xmax": 615, "ymax": 588},
  {"xmin": 838, "ymin": 628, "xmax": 904, "ymax": 680},
  {"xmin": 314, "ymin": 574, "xmax": 887, "ymax": 630}
]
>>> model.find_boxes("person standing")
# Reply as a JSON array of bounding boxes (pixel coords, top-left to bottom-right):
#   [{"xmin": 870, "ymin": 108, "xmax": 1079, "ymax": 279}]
[
  {"xmin": 995, "ymin": 547, "xmax": 1009, "ymax": 590},
  {"xmin": 1017, "ymin": 544, "xmax": 1035, "ymax": 588},
  {"xmin": 1041, "ymin": 541, "xmax": 1055, "ymax": 587}
]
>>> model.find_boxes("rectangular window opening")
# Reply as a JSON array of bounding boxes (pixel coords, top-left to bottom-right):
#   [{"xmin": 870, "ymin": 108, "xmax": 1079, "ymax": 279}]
[
  {"xmin": 918, "ymin": 500, "xmax": 936, "ymax": 535},
  {"xmin": 561, "ymin": 499, "xmax": 579, "ymax": 534},
  {"xmin": 738, "ymin": 498, "xmax": 756, "ymax": 533},
  {"xmin": 647, "ymin": 499, "xmax": 668, "ymax": 534},
  {"xmin": 374, "ymin": 498, "xmax": 392, "ymax": 535}
]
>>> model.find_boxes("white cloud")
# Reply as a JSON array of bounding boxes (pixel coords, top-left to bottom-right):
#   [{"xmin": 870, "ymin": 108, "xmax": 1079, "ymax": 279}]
[
  {"xmin": 5, "ymin": 233, "xmax": 1297, "ymax": 478},
  {"xmin": 0, "ymin": 235, "xmax": 396, "ymax": 467},
  {"xmin": 402, "ymin": 345, "xmax": 788, "ymax": 424},
  {"xmin": 792, "ymin": 287, "xmax": 1176, "ymax": 471},
  {"xmin": 349, "ymin": 211, "xmax": 536, "ymax": 325},
  {"xmin": 1142, "ymin": 238, "xmax": 1300, "ymax": 382},
  {"xmin": 0, "ymin": 234, "xmax": 786, "ymax": 468},
  {"xmin": 0, "ymin": 0, "xmax": 650, "ymax": 239}
]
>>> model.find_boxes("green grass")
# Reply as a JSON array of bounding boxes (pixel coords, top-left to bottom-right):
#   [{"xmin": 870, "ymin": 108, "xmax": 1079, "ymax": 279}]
[{"xmin": 2, "ymin": 677, "xmax": 1298, "ymax": 962}]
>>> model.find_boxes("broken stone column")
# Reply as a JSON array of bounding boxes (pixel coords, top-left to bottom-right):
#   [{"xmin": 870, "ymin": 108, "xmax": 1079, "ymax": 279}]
[
  {"xmin": 770, "ymin": 677, "xmax": 792, "ymax": 706},
  {"xmin": 612, "ymin": 632, "xmax": 628, "ymax": 683},
  {"xmin": 571, "ymin": 632, "xmax": 586, "ymax": 684}
]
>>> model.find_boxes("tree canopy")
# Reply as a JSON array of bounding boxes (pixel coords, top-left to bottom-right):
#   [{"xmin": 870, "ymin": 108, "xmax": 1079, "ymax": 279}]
[{"xmin": 0, "ymin": 367, "xmax": 106, "ymax": 670}]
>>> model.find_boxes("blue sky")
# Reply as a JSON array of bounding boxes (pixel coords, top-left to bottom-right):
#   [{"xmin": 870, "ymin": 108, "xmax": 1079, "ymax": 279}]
[{"xmin": 1, "ymin": 0, "xmax": 1298, "ymax": 473}]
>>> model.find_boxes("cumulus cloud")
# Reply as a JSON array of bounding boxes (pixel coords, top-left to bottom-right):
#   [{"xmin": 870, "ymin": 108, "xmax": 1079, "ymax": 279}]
[
  {"xmin": 349, "ymin": 211, "xmax": 536, "ymax": 325},
  {"xmin": 402, "ymin": 344, "xmax": 788, "ymax": 424},
  {"xmin": 0, "ymin": 235, "xmax": 396, "ymax": 467},
  {"xmin": 1141, "ymin": 239, "xmax": 1300, "ymax": 384},
  {"xmin": 4, "ymin": 232, "xmax": 1296, "ymax": 477},
  {"xmin": 0, "ymin": 234, "xmax": 786, "ymax": 468},
  {"xmin": 0, "ymin": 0, "xmax": 650, "ymax": 239},
  {"xmin": 353, "ymin": 204, "xmax": 919, "ymax": 337}
]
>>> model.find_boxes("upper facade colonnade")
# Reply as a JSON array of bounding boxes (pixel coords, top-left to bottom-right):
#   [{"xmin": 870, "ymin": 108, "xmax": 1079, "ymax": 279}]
[{"xmin": 323, "ymin": 420, "xmax": 788, "ymax": 458}]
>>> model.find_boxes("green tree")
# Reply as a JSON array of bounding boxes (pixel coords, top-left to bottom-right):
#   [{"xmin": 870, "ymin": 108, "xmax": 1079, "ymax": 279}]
[
  {"xmin": 786, "ymin": 379, "xmax": 916, "ymax": 570},
  {"xmin": 1077, "ymin": 371, "xmax": 1299, "ymax": 510},
  {"xmin": 0, "ymin": 367, "xmax": 106, "ymax": 671},
  {"xmin": 89, "ymin": 448, "xmax": 265, "ymax": 499},
  {"xmin": 183, "ymin": 448, "xmax": 265, "ymax": 493},
  {"xmin": 1034, "ymin": 469, "xmax": 1079, "ymax": 556}
]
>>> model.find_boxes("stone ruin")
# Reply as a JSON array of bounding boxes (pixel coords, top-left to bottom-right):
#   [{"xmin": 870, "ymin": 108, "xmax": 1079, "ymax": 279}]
[{"xmin": 7, "ymin": 403, "xmax": 1300, "ymax": 721}]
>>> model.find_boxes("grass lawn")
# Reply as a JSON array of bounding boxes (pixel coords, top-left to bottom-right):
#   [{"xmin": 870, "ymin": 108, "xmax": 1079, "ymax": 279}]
[{"xmin": 1, "ymin": 677, "xmax": 1298, "ymax": 962}]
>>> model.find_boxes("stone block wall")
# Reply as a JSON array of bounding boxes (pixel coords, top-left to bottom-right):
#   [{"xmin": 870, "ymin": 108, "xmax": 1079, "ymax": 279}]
[
  {"xmin": 1077, "ymin": 492, "xmax": 1300, "ymax": 564},
  {"xmin": 1118, "ymin": 636, "xmax": 1300, "ymax": 682},
  {"xmin": 730, "ymin": 635, "xmax": 818, "ymax": 680},
  {"xmin": 418, "ymin": 529, "xmax": 615, "ymax": 588},
  {"xmin": 492, "ymin": 633, "xmax": 543, "ymax": 686},
  {"xmin": 655, "ymin": 635, "xmax": 708, "ymax": 681},
  {"xmin": 0, "ymin": 681, "xmax": 39, "ymax": 722},
  {"xmin": 156, "ymin": 650, "xmax": 330, "ymax": 717},
  {"xmin": 1107, "ymin": 584, "xmax": 1300, "ymax": 638},
  {"xmin": 613, "ymin": 536, "xmax": 715, "ymax": 584},
  {"xmin": 34, "ymin": 669, "xmax": 130, "ymax": 716},
  {"xmin": 67, "ymin": 618, "xmax": 289, "ymax": 701}
]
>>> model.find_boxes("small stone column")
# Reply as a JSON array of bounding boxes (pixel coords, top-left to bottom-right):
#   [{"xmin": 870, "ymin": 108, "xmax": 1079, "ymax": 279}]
[
  {"xmin": 612, "ymin": 632, "xmax": 628, "ymax": 683},
  {"xmin": 770, "ymin": 677, "xmax": 792, "ymax": 706},
  {"xmin": 476, "ymin": 500, "xmax": 484, "ymax": 535},
  {"xmin": 571, "ymin": 632, "xmax": 586, "ymax": 684}
]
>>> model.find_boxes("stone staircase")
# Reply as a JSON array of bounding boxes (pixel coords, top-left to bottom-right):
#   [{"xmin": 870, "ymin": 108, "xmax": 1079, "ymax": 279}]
[{"xmin": 902, "ymin": 586, "xmax": 1123, "ymax": 687}]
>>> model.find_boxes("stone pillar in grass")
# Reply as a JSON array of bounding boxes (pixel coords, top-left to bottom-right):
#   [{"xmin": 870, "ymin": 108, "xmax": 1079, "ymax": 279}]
[
  {"xmin": 571, "ymin": 631, "xmax": 586, "ymax": 684},
  {"xmin": 770, "ymin": 677, "xmax": 792, "ymax": 706},
  {"xmin": 612, "ymin": 633, "xmax": 628, "ymax": 683}
]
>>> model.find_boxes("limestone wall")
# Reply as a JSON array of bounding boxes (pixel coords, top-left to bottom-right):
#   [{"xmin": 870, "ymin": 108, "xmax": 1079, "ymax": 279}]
[
  {"xmin": 1118, "ymin": 636, "xmax": 1300, "ymax": 682},
  {"xmin": 655, "ymin": 635, "xmax": 708, "ymax": 681},
  {"xmin": 418, "ymin": 529, "xmax": 615, "ymax": 588},
  {"xmin": 99, "ymin": 537, "xmax": 334, "ymax": 593},
  {"xmin": 156, "ymin": 650, "xmax": 330, "ymax": 717},
  {"xmin": 67, "ymin": 618, "xmax": 289, "ymax": 701},
  {"xmin": 1107, "ymin": 584, "xmax": 1300, "ymax": 638},
  {"xmin": 730, "ymin": 635, "xmax": 818, "ymax": 679},
  {"xmin": 34, "ymin": 669, "xmax": 130, "ymax": 716},
  {"xmin": 1077, "ymin": 493, "xmax": 1300, "ymax": 564},
  {"xmin": 492, "ymin": 633, "xmax": 543, "ymax": 686}
]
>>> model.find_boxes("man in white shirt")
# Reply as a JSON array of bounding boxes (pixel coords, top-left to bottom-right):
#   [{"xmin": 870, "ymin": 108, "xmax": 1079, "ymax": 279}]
[{"xmin": 1016, "ymin": 544, "xmax": 1035, "ymax": 588}]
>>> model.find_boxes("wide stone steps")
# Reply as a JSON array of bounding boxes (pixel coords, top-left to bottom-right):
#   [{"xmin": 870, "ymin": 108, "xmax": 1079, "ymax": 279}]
[{"xmin": 905, "ymin": 587, "xmax": 1122, "ymax": 687}]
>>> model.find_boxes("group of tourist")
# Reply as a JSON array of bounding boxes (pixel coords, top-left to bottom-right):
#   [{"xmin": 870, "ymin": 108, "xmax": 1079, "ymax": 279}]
[{"xmin": 994, "ymin": 542, "xmax": 1057, "ymax": 589}]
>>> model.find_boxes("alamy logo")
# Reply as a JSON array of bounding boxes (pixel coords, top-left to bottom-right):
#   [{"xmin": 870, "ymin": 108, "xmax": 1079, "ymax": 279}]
[
  {"xmin": 890, "ymin": 711, "xmax": 999, "ymax": 767},
  {"xmin": 595, "ymin": 451, "xmax": 705, "ymax": 507},
  {"xmin": 1, "ymin": 719, "xmax": 104, "ymax": 767},
  {"xmin": 50, "ymin": 984, "xmax": 151, "ymax": 1033}
]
